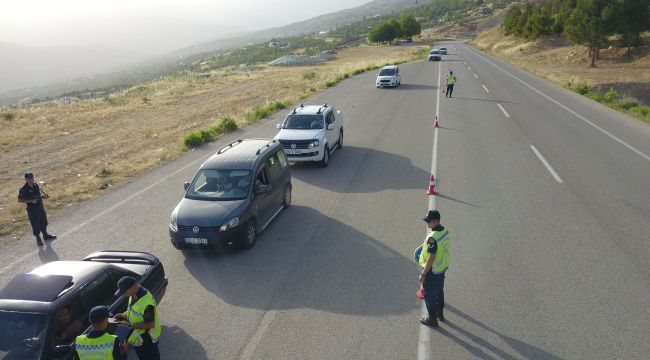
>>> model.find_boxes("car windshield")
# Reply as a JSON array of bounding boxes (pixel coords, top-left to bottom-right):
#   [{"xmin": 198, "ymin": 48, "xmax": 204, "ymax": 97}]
[
  {"xmin": 379, "ymin": 69, "xmax": 395, "ymax": 76},
  {"xmin": 0, "ymin": 311, "xmax": 48, "ymax": 360},
  {"xmin": 282, "ymin": 114, "xmax": 323, "ymax": 130},
  {"xmin": 431, "ymin": 50, "xmax": 439, "ymax": 54},
  {"xmin": 186, "ymin": 169, "xmax": 252, "ymax": 200}
]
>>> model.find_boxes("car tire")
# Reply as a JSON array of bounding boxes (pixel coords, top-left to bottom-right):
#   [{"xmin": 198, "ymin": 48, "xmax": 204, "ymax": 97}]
[
  {"xmin": 283, "ymin": 185, "xmax": 292, "ymax": 209},
  {"xmin": 320, "ymin": 145, "xmax": 329, "ymax": 168},
  {"xmin": 337, "ymin": 131, "xmax": 343, "ymax": 150},
  {"xmin": 240, "ymin": 221, "xmax": 257, "ymax": 250}
]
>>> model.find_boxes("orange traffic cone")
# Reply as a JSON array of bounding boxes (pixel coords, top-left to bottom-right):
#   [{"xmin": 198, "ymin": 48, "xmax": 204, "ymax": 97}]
[
  {"xmin": 426, "ymin": 175, "xmax": 437, "ymax": 195},
  {"xmin": 434, "ymin": 115, "xmax": 439, "ymax": 128}
]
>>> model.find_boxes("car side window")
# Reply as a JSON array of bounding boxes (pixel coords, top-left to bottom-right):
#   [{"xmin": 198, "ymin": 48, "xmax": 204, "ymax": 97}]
[
  {"xmin": 277, "ymin": 150, "xmax": 288, "ymax": 169},
  {"xmin": 51, "ymin": 295, "xmax": 87, "ymax": 347},
  {"xmin": 256, "ymin": 166, "xmax": 269, "ymax": 186},
  {"xmin": 267, "ymin": 153, "xmax": 282, "ymax": 180},
  {"xmin": 81, "ymin": 270, "xmax": 123, "ymax": 309},
  {"xmin": 327, "ymin": 111, "xmax": 335, "ymax": 124}
]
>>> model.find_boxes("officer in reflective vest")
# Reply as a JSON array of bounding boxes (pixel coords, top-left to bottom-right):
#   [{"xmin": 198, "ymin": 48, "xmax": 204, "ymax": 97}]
[
  {"xmin": 445, "ymin": 71, "xmax": 457, "ymax": 98},
  {"xmin": 418, "ymin": 210, "xmax": 450, "ymax": 328},
  {"xmin": 114, "ymin": 276, "xmax": 162, "ymax": 360},
  {"xmin": 75, "ymin": 306, "xmax": 127, "ymax": 359}
]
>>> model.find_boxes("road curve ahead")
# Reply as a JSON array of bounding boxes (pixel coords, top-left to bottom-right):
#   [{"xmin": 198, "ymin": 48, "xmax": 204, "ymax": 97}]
[{"xmin": 1, "ymin": 41, "xmax": 649, "ymax": 359}]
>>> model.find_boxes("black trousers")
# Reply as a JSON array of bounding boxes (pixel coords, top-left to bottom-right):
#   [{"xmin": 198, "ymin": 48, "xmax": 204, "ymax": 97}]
[
  {"xmin": 26, "ymin": 205, "xmax": 48, "ymax": 237},
  {"xmin": 446, "ymin": 84, "xmax": 454, "ymax": 97},
  {"xmin": 134, "ymin": 333, "xmax": 160, "ymax": 360},
  {"xmin": 423, "ymin": 271, "xmax": 445, "ymax": 318}
]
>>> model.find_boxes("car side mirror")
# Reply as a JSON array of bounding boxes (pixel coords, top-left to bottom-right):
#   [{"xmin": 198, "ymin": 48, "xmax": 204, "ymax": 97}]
[
  {"xmin": 255, "ymin": 184, "xmax": 270, "ymax": 194},
  {"xmin": 327, "ymin": 124, "xmax": 335, "ymax": 130},
  {"xmin": 51, "ymin": 345, "xmax": 72, "ymax": 358},
  {"xmin": 184, "ymin": 182, "xmax": 190, "ymax": 191},
  {"xmin": 276, "ymin": 124, "xmax": 282, "ymax": 129}
]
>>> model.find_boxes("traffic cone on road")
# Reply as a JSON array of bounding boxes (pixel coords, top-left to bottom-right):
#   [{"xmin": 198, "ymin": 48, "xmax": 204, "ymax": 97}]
[
  {"xmin": 434, "ymin": 115, "xmax": 439, "ymax": 128},
  {"xmin": 426, "ymin": 175, "xmax": 437, "ymax": 195}
]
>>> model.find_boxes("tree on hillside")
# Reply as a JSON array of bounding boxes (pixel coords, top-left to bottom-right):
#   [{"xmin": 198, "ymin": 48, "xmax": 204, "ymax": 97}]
[
  {"xmin": 565, "ymin": 0, "xmax": 617, "ymax": 66},
  {"xmin": 612, "ymin": 0, "xmax": 650, "ymax": 54},
  {"xmin": 400, "ymin": 15, "xmax": 422, "ymax": 39},
  {"xmin": 503, "ymin": 6, "xmax": 522, "ymax": 36},
  {"xmin": 368, "ymin": 20, "xmax": 400, "ymax": 45}
]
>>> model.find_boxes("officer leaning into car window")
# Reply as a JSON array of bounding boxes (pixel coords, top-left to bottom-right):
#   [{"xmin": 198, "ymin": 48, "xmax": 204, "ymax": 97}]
[
  {"xmin": 418, "ymin": 210, "xmax": 451, "ymax": 328},
  {"xmin": 17, "ymin": 172, "xmax": 56, "ymax": 246},
  {"xmin": 114, "ymin": 276, "xmax": 162, "ymax": 360},
  {"xmin": 74, "ymin": 305, "xmax": 128, "ymax": 360}
]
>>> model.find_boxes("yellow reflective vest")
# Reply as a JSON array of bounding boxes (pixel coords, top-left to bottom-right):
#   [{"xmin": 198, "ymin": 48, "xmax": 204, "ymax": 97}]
[
  {"xmin": 75, "ymin": 332, "xmax": 116, "ymax": 360},
  {"xmin": 446, "ymin": 75, "xmax": 456, "ymax": 85},
  {"xmin": 418, "ymin": 228, "xmax": 451, "ymax": 274},
  {"xmin": 126, "ymin": 290, "xmax": 161, "ymax": 346}
]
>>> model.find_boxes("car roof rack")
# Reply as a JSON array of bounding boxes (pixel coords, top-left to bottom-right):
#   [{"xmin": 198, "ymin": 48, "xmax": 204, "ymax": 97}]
[
  {"xmin": 255, "ymin": 139, "xmax": 278, "ymax": 155},
  {"xmin": 291, "ymin": 103, "xmax": 304, "ymax": 114},
  {"xmin": 316, "ymin": 103, "xmax": 328, "ymax": 114},
  {"xmin": 218, "ymin": 139, "xmax": 244, "ymax": 154}
]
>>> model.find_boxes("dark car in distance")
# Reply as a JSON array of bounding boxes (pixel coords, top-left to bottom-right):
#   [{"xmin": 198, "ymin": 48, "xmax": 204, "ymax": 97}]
[
  {"xmin": 0, "ymin": 251, "xmax": 168, "ymax": 360},
  {"xmin": 169, "ymin": 139, "xmax": 292, "ymax": 251}
]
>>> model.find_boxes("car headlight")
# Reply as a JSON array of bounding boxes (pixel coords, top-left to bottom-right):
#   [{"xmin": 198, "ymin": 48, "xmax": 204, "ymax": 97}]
[
  {"xmin": 219, "ymin": 217, "xmax": 240, "ymax": 232},
  {"xmin": 170, "ymin": 210, "xmax": 178, "ymax": 232},
  {"xmin": 308, "ymin": 140, "xmax": 320, "ymax": 148}
]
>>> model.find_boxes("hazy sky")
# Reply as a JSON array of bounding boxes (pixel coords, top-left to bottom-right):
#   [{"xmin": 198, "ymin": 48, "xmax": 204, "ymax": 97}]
[{"xmin": 1, "ymin": 0, "xmax": 370, "ymax": 50}]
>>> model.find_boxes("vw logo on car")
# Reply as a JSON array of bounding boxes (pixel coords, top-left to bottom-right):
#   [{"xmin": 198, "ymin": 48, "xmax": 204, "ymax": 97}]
[
  {"xmin": 192, "ymin": 226, "xmax": 200, "ymax": 234},
  {"xmin": 291, "ymin": 143, "xmax": 297, "ymax": 149}
]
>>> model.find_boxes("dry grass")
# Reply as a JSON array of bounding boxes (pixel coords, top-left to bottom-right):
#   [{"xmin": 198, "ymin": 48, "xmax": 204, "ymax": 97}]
[
  {"xmin": 471, "ymin": 27, "xmax": 650, "ymax": 107},
  {"xmin": 0, "ymin": 44, "xmax": 423, "ymax": 243}
]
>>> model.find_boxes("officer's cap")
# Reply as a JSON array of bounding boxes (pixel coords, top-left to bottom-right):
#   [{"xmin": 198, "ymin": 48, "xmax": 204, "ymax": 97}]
[
  {"xmin": 422, "ymin": 210, "xmax": 441, "ymax": 222},
  {"xmin": 115, "ymin": 276, "xmax": 137, "ymax": 296},
  {"xmin": 89, "ymin": 305, "xmax": 111, "ymax": 324},
  {"xmin": 24, "ymin": 173, "xmax": 34, "ymax": 179}
]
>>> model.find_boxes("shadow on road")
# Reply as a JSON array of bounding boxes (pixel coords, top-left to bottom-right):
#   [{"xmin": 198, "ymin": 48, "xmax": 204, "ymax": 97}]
[
  {"xmin": 449, "ymin": 97, "xmax": 518, "ymax": 104},
  {"xmin": 396, "ymin": 83, "xmax": 437, "ymax": 91},
  {"xmin": 37, "ymin": 243, "xmax": 59, "ymax": 263},
  {"xmin": 182, "ymin": 206, "xmax": 419, "ymax": 317},
  {"xmin": 441, "ymin": 305, "xmax": 564, "ymax": 360},
  {"xmin": 290, "ymin": 146, "xmax": 431, "ymax": 194},
  {"xmin": 436, "ymin": 194, "xmax": 481, "ymax": 208},
  {"xmin": 157, "ymin": 325, "xmax": 209, "ymax": 360}
]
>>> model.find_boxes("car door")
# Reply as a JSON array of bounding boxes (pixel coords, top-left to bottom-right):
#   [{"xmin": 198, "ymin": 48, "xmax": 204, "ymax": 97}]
[
  {"xmin": 253, "ymin": 165, "xmax": 274, "ymax": 226},
  {"xmin": 325, "ymin": 110, "xmax": 337, "ymax": 147},
  {"xmin": 52, "ymin": 294, "xmax": 89, "ymax": 359},
  {"xmin": 395, "ymin": 67, "xmax": 400, "ymax": 84}
]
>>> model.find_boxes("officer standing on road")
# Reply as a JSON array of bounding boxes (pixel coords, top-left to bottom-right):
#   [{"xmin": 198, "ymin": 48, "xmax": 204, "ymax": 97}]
[
  {"xmin": 418, "ymin": 210, "xmax": 451, "ymax": 328},
  {"xmin": 114, "ymin": 276, "xmax": 162, "ymax": 360},
  {"xmin": 445, "ymin": 71, "xmax": 457, "ymax": 98},
  {"xmin": 74, "ymin": 305, "xmax": 128, "ymax": 360},
  {"xmin": 17, "ymin": 173, "xmax": 56, "ymax": 246}
]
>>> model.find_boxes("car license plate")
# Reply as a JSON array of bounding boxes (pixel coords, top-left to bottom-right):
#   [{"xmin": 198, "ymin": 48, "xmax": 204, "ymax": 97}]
[
  {"xmin": 185, "ymin": 237, "xmax": 207, "ymax": 245},
  {"xmin": 285, "ymin": 149, "xmax": 297, "ymax": 155}
]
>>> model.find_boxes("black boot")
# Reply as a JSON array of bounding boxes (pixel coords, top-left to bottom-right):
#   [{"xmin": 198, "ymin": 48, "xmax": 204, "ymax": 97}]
[
  {"xmin": 420, "ymin": 316, "xmax": 439, "ymax": 328},
  {"xmin": 35, "ymin": 236, "xmax": 44, "ymax": 246},
  {"xmin": 437, "ymin": 308, "xmax": 445, "ymax": 323},
  {"xmin": 42, "ymin": 229, "xmax": 56, "ymax": 240}
]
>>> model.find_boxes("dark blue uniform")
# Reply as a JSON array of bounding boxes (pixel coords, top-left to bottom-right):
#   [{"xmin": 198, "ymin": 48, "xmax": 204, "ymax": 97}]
[{"xmin": 18, "ymin": 182, "xmax": 49, "ymax": 240}]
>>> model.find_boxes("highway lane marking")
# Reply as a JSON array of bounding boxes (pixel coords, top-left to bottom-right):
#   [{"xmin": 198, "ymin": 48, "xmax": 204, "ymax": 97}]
[
  {"xmin": 473, "ymin": 73, "xmax": 478, "ymax": 79},
  {"xmin": 0, "ymin": 115, "xmax": 285, "ymax": 275},
  {"xmin": 531, "ymin": 145, "xmax": 564, "ymax": 183},
  {"xmin": 418, "ymin": 57, "xmax": 443, "ymax": 360},
  {"xmin": 497, "ymin": 104, "xmax": 511, "ymax": 118},
  {"xmin": 467, "ymin": 46, "xmax": 650, "ymax": 162},
  {"xmin": 467, "ymin": 66, "xmax": 472, "ymax": 71},
  {"xmin": 482, "ymin": 85, "xmax": 490, "ymax": 93}
]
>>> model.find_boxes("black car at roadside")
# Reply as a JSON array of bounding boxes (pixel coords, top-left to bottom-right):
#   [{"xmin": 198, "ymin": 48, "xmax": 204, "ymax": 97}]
[
  {"xmin": 0, "ymin": 251, "xmax": 168, "ymax": 360},
  {"xmin": 169, "ymin": 139, "xmax": 292, "ymax": 251}
]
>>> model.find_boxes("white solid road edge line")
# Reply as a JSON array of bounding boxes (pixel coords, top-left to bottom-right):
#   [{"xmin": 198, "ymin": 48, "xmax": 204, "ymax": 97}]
[
  {"xmin": 482, "ymin": 85, "xmax": 490, "ymax": 93},
  {"xmin": 497, "ymin": 103, "xmax": 511, "ymax": 118},
  {"xmin": 467, "ymin": 45, "xmax": 650, "ymax": 162},
  {"xmin": 530, "ymin": 145, "xmax": 564, "ymax": 183}
]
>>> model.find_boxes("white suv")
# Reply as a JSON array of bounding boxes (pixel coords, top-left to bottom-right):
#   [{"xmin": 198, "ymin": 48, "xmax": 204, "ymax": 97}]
[
  {"xmin": 376, "ymin": 65, "xmax": 401, "ymax": 88},
  {"xmin": 275, "ymin": 104, "xmax": 344, "ymax": 167}
]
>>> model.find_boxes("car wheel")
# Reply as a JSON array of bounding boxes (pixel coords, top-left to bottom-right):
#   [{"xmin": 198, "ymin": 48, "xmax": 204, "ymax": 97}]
[
  {"xmin": 240, "ymin": 221, "xmax": 257, "ymax": 250},
  {"xmin": 337, "ymin": 131, "xmax": 343, "ymax": 150},
  {"xmin": 320, "ymin": 146, "xmax": 329, "ymax": 168},
  {"xmin": 283, "ymin": 185, "xmax": 292, "ymax": 209}
]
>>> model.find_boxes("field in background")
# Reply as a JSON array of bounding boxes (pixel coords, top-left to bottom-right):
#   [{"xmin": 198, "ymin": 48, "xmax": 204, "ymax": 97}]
[
  {"xmin": 470, "ymin": 27, "xmax": 650, "ymax": 123},
  {"xmin": 0, "ymin": 44, "xmax": 426, "ymax": 243}
]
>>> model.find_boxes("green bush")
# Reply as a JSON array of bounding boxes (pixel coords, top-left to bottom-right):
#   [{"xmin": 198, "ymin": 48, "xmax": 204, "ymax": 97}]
[
  {"xmin": 2, "ymin": 112, "xmax": 15, "ymax": 120},
  {"xmin": 619, "ymin": 98, "xmax": 639, "ymax": 110},
  {"xmin": 602, "ymin": 88, "xmax": 618, "ymax": 104},
  {"xmin": 574, "ymin": 82, "xmax": 590, "ymax": 95},
  {"xmin": 184, "ymin": 132, "xmax": 204, "ymax": 147},
  {"xmin": 213, "ymin": 116, "xmax": 237, "ymax": 133},
  {"xmin": 303, "ymin": 70, "xmax": 316, "ymax": 80}
]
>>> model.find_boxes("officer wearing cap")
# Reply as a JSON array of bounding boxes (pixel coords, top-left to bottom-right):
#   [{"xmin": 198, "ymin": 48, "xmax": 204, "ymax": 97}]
[
  {"xmin": 418, "ymin": 210, "xmax": 451, "ymax": 328},
  {"xmin": 114, "ymin": 276, "xmax": 161, "ymax": 360},
  {"xmin": 17, "ymin": 172, "xmax": 56, "ymax": 246},
  {"xmin": 74, "ymin": 306, "xmax": 127, "ymax": 359}
]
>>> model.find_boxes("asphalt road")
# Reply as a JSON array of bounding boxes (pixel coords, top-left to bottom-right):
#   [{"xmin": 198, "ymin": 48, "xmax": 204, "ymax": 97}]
[{"xmin": 1, "ymin": 41, "xmax": 649, "ymax": 359}]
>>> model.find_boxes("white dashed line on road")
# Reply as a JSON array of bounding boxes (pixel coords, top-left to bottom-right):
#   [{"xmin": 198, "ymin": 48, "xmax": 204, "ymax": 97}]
[
  {"xmin": 530, "ymin": 145, "xmax": 564, "ymax": 183},
  {"xmin": 497, "ymin": 103, "xmax": 510, "ymax": 118},
  {"xmin": 467, "ymin": 66, "xmax": 471, "ymax": 71},
  {"xmin": 482, "ymin": 85, "xmax": 490, "ymax": 93},
  {"xmin": 473, "ymin": 73, "xmax": 478, "ymax": 79}
]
